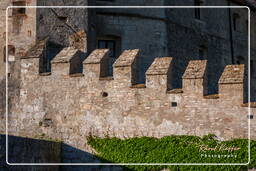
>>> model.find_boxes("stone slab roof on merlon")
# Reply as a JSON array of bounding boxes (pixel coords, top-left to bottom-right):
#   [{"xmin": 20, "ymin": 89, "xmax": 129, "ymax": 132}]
[
  {"xmin": 51, "ymin": 47, "xmax": 79, "ymax": 63},
  {"xmin": 22, "ymin": 39, "xmax": 47, "ymax": 59},
  {"xmin": 146, "ymin": 57, "xmax": 173, "ymax": 75},
  {"xmin": 182, "ymin": 60, "xmax": 207, "ymax": 79},
  {"xmin": 219, "ymin": 64, "xmax": 244, "ymax": 84},
  {"xmin": 83, "ymin": 49, "xmax": 109, "ymax": 64},
  {"xmin": 113, "ymin": 49, "xmax": 139, "ymax": 67}
]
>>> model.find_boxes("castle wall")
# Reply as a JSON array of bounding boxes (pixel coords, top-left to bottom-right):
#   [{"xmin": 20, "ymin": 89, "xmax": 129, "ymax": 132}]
[
  {"xmin": 165, "ymin": 1, "xmax": 231, "ymax": 94},
  {"xmin": 36, "ymin": 0, "xmax": 92, "ymax": 51},
  {"xmin": 1, "ymin": 0, "xmax": 255, "ymax": 96},
  {"xmin": 0, "ymin": 0, "xmax": 95, "ymax": 78},
  {"xmin": 95, "ymin": 1, "xmax": 168, "ymax": 82},
  {"xmin": 251, "ymin": 10, "xmax": 256, "ymax": 103},
  {"xmin": 0, "ymin": 135, "xmax": 61, "ymax": 169},
  {"xmin": 224, "ymin": 5, "xmax": 256, "ymax": 101},
  {"xmin": 165, "ymin": 0, "xmax": 256, "ymax": 97},
  {"xmin": 0, "ymin": 0, "xmax": 37, "ymax": 79},
  {"xmin": 0, "ymin": 0, "xmax": 255, "ymax": 166},
  {"xmin": 95, "ymin": 0, "xmax": 256, "ymax": 100},
  {"xmin": 2, "ymin": 45, "xmax": 255, "ymax": 159},
  {"xmin": 0, "ymin": 134, "xmax": 124, "ymax": 170}
]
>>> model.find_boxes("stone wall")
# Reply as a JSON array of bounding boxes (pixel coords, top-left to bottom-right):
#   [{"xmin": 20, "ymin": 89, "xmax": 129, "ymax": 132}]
[
  {"xmin": 36, "ymin": 0, "xmax": 93, "ymax": 51},
  {"xmin": 0, "ymin": 0, "xmax": 255, "ymax": 167},
  {"xmin": 1, "ymin": 1, "xmax": 255, "ymax": 96},
  {"xmin": 164, "ymin": 1, "xmax": 256, "ymax": 97},
  {"xmin": 0, "ymin": 0, "xmax": 94, "ymax": 78},
  {"xmin": 0, "ymin": 135, "xmax": 60, "ymax": 170},
  {"xmin": 165, "ymin": 6, "xmax": 231, "ymax": 94},
  {"xmin": 0, "ymin": 0, "xmax": 37, "ymax": 79},
  {"xmin": 95, "ymin": 6, "xmax": 168, "ymax": 83},
  {"xmin": 95, "ymin": 0, "xmax": 256, "ymax": 99},
  {"xmin": 0, "ymin": 134, "xmax": 123, "ymax": 170},
  {"xmin": 1, "ymin": 42, "xmax": 255, "ymax": 163}
]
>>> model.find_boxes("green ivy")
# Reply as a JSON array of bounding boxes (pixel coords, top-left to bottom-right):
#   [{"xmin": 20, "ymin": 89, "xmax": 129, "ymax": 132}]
[{"xmin": 87, "ymin": 135, "xmax": 256, "ymax": 171}]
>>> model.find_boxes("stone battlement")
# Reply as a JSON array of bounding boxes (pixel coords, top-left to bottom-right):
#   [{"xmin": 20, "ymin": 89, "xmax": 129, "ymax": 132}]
[
  {"xmin": 21, "ymin": 41, "xmax": 247, "ymax": 104},
  {"xmin": 2, "ymin": 40, "xmax": 255, "ymax": 154},
  {"xmin": 0, "ymin": 1, "xmax": 255, "ymax": 165}
]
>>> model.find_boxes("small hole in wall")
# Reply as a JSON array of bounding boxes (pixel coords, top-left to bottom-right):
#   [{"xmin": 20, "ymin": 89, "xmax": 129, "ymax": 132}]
[
  {"xmin": 248, "ymin": 114, "xmax": 254, "ymax": 119},
  {"xmin": 28, "ymin": 30, "xmax": 32, "ymax": 37},
  {"xmin": 3, "ymin": 32, "xmax": 6, "ymax": 40},
  {"xmin": 39, "ymin": 14, "xmax": 43, "ymax": 21},
  {"xmin": 12, "ymin": 1, "xmax": 26, "ymax": 16},
  {"xmin": 101, "ymin": 92, "xmax": 108, "ymax": 97},
  {"xmin": 58, "ymin": 16, "xmax": 68, "ymax": 22},
  {"xmin": 171, "ymin": 102, "xmax": 177, "ymax": 107}
]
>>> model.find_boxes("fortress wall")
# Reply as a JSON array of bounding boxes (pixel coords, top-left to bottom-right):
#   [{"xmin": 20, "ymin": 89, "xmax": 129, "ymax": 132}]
[
  {"xmin": 0, "ymin": 1, "xmax": 255, "ymax": 166},
  {"xmin": 166, "ymin": 22, "xmax": 231, "ymax": 95},
  {"xmin": 95, "ymin": 8, "xmax": 168, "ymax": 83},
  {"xmin": 0, "ymin": 0, "xmax": 94, "ymax": 79},
  {"xmin": 164, "ymin": 4, "xmax": 256, "ymax": 100},
  {"xmin": 0, "ymin": 0, "xmax": 37, "ymax": 79},
  {"xmin": 6, "ymin": 0, "xmax": 37, "ymax": 55},
  {"xmin": 0, "ymin": 135, "xmax": 61, "ymax": 167},
  {"xmin": 165, "ymin": 7, "xmax": 232, "ymax": 95},
  {"xmin": 36, "ymin": 0, "xmax": 90, "ymax": 51},
  {"xmin": 3, "ymin": 41, "xmax": 255, "ymax": 154}
]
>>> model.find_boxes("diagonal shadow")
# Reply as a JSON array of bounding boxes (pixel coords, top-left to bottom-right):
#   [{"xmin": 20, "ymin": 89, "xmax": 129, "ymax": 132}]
[{"xmin": 0, "ymin": 134, "xmax": 128, "ymax": 171}]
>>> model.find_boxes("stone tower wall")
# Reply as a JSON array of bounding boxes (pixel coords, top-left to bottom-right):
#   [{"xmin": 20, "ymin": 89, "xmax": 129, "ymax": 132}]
[
  {"xmin": 94, "ymin": 1, "xmax": 256, "ymax": 100},
  {"xmin": 95, "ymin": 5, "xmax": 168, "ymax": 83},
  {"xmin": 0, "ymin": 0, "xmax": 93, "ymax": 78},
  {"xmin": 0, "ymin": 0, "xmax": 37, "ymax": 79},
  {"xmin": 164, "ymin": 0, "xmax": 256, "ymax": 98},
  {"xmin": 36, "ymin": 0, "xmax": 92, "ymax": 51}
]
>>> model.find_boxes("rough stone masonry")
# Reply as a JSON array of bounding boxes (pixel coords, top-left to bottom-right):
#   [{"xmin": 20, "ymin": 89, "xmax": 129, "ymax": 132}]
[
  {"xmin": 0, "ymin": 39, "xmax": 255, "ymax": 157},
  {"xmin": 0, "ymin": 0, "xmax": 256, "ymax": 167}
]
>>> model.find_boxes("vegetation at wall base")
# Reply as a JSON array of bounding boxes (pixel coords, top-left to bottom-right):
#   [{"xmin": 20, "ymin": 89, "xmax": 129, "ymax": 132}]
[{"xmin": 87, "ymin": 134, "xmax": 256, "ymax": 171}]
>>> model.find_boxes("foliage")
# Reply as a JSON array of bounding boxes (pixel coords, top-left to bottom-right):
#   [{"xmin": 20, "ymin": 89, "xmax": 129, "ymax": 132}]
[{"xmin": 87, "ymin": 134, "xmax": 256, "ymax": 171}]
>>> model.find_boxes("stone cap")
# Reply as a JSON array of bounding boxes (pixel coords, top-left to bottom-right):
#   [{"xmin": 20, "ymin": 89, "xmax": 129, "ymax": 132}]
[
  {"xmin": 83, "ymin": 49, "xmax": 109, "ymax": 64},
  {"xmin": 219, "ymin": 64, "xmax": 244, "ymax": 84},
  {"xmin": 21, "ymin": 39, "xmax": 47, "ymax": 59},
  {"xmin": 51, "ymin": 47, "xmax": 79, "ymax": 64},
  {"xmin": 146, "ymin": 57, "xmax": 173, "ymax": 75},
  {"xmin": 241, "ymin": 102, "xmax": 256, "ymax": 108},
  {"xmin": 182, "ymin": 60, "xmax": 207, "ymax": 79},
  {"xmin": 167, "ymin": 88, "xmax": 183, "ymax": 94},
  {"xmin": 113, "ymin": 49, "xmax": 139, "ymax": 67}
]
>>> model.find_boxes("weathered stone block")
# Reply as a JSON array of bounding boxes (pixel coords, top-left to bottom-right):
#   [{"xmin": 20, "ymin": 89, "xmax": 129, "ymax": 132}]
[
  {"xmin": 146, "ymin": 57, "xmax": 173, "ymax": 91},
  {"xmin": 219, "ymin": 64, "xmax": 245, "ymax": 103},
  {"xmin": 83, "ymin": 49, "xmax": 110, "ymax": 78},
  {"xmin": 182, "ymin": 60, "xmax": 207, "ymax": 95},
  {"xmin": 51, "ymin": 47, "xmax": 82, "ymax": 76},
  {"xmin": 113, "ymin": 49, "xmax": 140, "ymax": 86}
]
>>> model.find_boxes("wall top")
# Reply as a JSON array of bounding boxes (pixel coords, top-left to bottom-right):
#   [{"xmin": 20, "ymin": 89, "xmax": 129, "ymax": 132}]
[
  {"xmin": 219, "ymin": 64, "xmax": 244, "ymax": 84},
  {"xmin": 182, "ymin": 60, "xmax": 207, "ymax": 79},
  {"xmin": 51, "ymin": 47, "xmax": 78, "ymax": 64},
  {"xmin": 22, "ymin": 39, "xmax": 47, "ymax": 59},
  {"xmin": 83, "ymin": 49, "xmax": 109, "ymax": 64},
  {"xmin": 113, "ymin": 49, "xmax": 139, "ymax": 67},
  {"xmin": 146, "ymin": 57, "xmax": 172, "ymax": 75}
]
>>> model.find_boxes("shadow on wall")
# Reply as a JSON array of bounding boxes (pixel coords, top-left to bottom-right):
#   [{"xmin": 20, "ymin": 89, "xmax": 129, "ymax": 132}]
[
  {"xmin": 39, "ymin": 41, "xmax": 64, "ymax": 73},
  {"xmin": 0, "ymin": 79, "xmax": 5, "ymax": 119},
  {"xmin": 0, "ymin": 134, "xmax": 124, "ymax": 171},
  {"xmin": 0, "ymin": 75, "xmax": 21, "ymax": 120}
]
